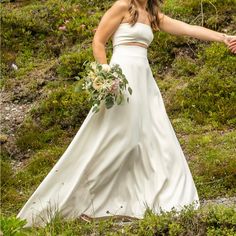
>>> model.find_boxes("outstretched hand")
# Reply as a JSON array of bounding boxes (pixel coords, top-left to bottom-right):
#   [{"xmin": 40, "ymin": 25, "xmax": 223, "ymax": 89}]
[{"xmin": 223, "ymin": 35, "xmax": 236, "ymax": 54}]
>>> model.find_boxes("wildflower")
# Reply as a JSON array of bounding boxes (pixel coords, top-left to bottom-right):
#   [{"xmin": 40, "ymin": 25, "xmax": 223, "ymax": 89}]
[{"xmin": 58, "ymin": 25, "xmax": 67, "ymax": 31}]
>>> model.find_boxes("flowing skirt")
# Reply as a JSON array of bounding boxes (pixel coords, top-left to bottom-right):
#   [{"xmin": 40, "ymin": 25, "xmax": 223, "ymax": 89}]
[{"xmin": 17, "ymin": 45, "xmax": 200, "ymax": 228}]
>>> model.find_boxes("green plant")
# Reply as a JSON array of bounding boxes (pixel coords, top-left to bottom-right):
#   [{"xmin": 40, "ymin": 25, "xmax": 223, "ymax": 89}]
[
  {"xmin": 56, "ymin": 48, "xmax": 94, "ymax": 78},
  {"xmin": 0, "ymin": 215, "xmax": 27, "ymax": 236},
  {"xmin": 168, "ymin": 43, "xmax": 236, "ymax": 126}
]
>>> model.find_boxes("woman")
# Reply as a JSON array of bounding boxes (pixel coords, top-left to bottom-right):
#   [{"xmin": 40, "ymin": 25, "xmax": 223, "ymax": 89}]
[{"xmin": 17, "ymin": 0, "xmax": 236, "ymax": 228}]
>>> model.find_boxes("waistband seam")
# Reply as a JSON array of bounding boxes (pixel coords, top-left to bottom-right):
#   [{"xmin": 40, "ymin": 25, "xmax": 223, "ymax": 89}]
[
  {"xmin": 113, "ymin": 45, "xmax": 148, "ymax": 49},
  {"xmin": 112, "ymin": 45, "xmax": 148, "ymax": 58}
]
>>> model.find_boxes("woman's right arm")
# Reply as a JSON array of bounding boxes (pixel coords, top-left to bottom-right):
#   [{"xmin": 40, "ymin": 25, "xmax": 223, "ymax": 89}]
[
  {"xmin": 157, "ymin": 12, "xmax": 236, "ymax": 53},
  {"xmin": 92, "ymin": 0, "xmax": 129, "ymax": 64}
]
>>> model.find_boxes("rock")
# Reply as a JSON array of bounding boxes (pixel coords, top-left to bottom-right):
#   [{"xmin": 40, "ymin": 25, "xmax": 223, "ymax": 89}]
[{"xmin": 11, "ymin": 63, "xmax": 18, "ymax": 70}]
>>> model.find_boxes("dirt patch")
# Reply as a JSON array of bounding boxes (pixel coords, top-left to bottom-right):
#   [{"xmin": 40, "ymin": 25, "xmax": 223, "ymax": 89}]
[
  {"xmin": 0, "ymin": 90, "xmax": 34, "ymax": 160},
  {"xmin": 201, "ymin": 196, "xmax": 236, "ymax": 208}
]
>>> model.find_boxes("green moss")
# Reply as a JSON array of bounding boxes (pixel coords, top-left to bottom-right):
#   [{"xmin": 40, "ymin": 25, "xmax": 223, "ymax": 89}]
[
  {"xmin": 0, "ymin": 215, "xmax": 27, "ymax": 235},
  {"xmin": 182, "ymin": 129, "xmax": 236, "ymax": 199},
  {"xmin": 1, "ymin": 146, "xmax": 67, "ymax": 215},
  {"xmin": 163, "ymin": 0, "xmax": 236, "ymax": 30},
  {"xmin": 56, "ymin": 47, "xmax": 94, "ymax": 78},
  {"xmin": 195, "ymin": 156, "xmax": 235, "ymax": 196},
  {"xmin": 30, "ymin": 83, "xmax": 91, "ymax": 129},
  {"xmin": 1, "ymin": 0, "xmax": 84, "ymax": 35},
  {"xmin": 15, "ymin": 82, "xmax": 91, "ymax": 153},
  {"xmin": 1, "ymin": 0, "xmax": 101, "ymax": 77},
  {"xmin": 172, "ymin": 56, "xmax": 198, "ymax": 77},
  {"xmin": 16, "ymin": 120, "xmax": 64, "ymax": 152},
  {"xmin": 149, "ymin": 32, "xmax": 180, "ymax": 75},
  {"xmin": 0, "ymin": 159, "xmax": 14, "ymax": 187},
  {"xmin": 166, "ymin": 117, "xmax": 236, "ymax": 199},
  {"xmin": 16, "ymin": 146, "xmax": 66, "ymax": 187},
  {"xmin": 167, "ymin": 43, "xmax": 236, "ymax": 126},
  {"xmin": 2, "ymin": 205, "xmax": 235, "ymax": 235},
  {"xmin": 1, "ymin": 1, "xmax": 236, "ymax": 233}
]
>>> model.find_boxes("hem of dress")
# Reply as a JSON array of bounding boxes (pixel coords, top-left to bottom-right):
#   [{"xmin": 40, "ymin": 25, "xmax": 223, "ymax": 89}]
[{"xmin": 79, "ymin": 213, "xmax": 141, "ymax": 223}]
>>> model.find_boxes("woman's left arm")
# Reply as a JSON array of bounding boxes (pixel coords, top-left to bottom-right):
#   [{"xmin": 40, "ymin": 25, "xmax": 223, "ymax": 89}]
[{"xmin": 158, "ymin": 13, "xmax": 236, "ymax": 53}]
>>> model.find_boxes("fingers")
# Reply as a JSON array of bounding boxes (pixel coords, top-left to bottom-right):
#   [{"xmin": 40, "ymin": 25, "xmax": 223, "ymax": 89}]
[
  {"xmin": 228, "ymin": 46, "xmax": 236, "ymax": 54},
  {"xmin": 229, "ymin": 47, "xmax": 236, "ymax": 54},
  {"xmin": 218, "ymin": 34, "xmax": 236, "ymax": 53},
  {"xmin": 228, "ymin": 45, "xmax": 236, "ymax": 54},
  {"xmin": 229, "ymin": 39, "xmax": 236, "ymax": 47},
  {"xmin": 223, "ymin": 35, "xmax": 234, "ymax": 46},
  {"xmin": 228, "ymin": 38, "xmax": 236, "ymax": 54}
]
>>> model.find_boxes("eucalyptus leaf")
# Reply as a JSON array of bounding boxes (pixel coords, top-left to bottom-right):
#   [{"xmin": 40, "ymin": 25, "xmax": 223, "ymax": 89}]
[
  {"xmin": 116, "ymin": 94, "xmax": 122, "ymax": 105},
  {"xmin": 92, "ymin": 105, "xmax": 99, "ymax": 113},
  {"xmin": 105, "ymin": 97, "xmax": 114, "ymax": 109},
  {"xmin": 128, "ymin": 87, "xmax": 132, "ymax": 95}
]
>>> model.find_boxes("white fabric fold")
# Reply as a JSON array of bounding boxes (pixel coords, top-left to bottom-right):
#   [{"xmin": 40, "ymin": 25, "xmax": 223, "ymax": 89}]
[{"xmin": 17, "ymin": 45, "xmax": 200, "ymax": 228}]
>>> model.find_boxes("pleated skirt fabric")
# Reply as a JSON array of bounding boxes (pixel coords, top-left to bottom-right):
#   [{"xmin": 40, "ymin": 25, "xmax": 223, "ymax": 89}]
[{"xmin": 17, "ymin": 45, "xmax": 200, "ymax": 227}]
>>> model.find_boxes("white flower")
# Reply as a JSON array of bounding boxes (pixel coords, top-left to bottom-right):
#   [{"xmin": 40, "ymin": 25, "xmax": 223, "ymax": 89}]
[
  {"xmin": 112, "ymin": 72, "xmax": 119, "ymax": 78},
  {"xmin": 90, "ymin": 62, "xmax": 97, "ymax": 71},
  {"xmin": 58, "ymin": 25, "xmax": 66, "ymax": 31},
  {"xmin": 101, "ymin": 64, "xmax": 111, "ymax": 72},
  {"xmin": 88, "ymin": 71, "xmax": 96, "ymax": 80},
  {"xmin": 92, "ymin": 76, "xmax": 103, "ymax": 90}
]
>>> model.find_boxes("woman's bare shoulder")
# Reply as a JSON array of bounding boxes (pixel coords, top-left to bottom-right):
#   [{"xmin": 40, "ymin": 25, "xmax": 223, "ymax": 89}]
[{"xmin": 111, "ymin": 0, "xmax": 130, "ymax": 10}]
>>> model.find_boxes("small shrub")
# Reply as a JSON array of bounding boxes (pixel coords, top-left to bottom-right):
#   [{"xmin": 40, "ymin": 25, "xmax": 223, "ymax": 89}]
[
  {"xmin": 149, "ymin": 32, "xmax": 179, "ymax": 74},
  {"xmin": 207, "ymin": 227, "xmax": 236, "ymax": 236},
  {"xmin": 30, "ymin": 83, "xmax": 91, "ymax": 129},
  {"xmin": 168, "ymin": 43, "xmax": 236, "ymax": 126},
  {"xmin": 186, "ymin": 130, "xmax": 236, "ymax": 199},
  {"xmin": 16, "ymin": 120, "xmax": 64, "ymax": 152},
  {"xmin": 15, "ymin": 83, "xmax": 91, "ymax": 153},
  {"xmin": 0, "ymin": 215, "xmax": 27, "ymax": 236},
  {"xmin": 56, "ymin": 48, "xmax": 93, "ymax": 78},
  {"xmin": 0, "ymin": 159, "xmax": 14, "ymax": 187},
  {"xmin": 172, "ymin": 56, "xmax": 198, "ymax": 77},
  {"xmin": 14, "ymin": 146, "xmax": 66, "ymax": 188}
]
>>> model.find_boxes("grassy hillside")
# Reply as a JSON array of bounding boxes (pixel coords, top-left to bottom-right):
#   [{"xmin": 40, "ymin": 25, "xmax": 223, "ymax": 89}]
[{"xmin": 1, "ymin": 0, "xmax": 236, "ymax": 234}]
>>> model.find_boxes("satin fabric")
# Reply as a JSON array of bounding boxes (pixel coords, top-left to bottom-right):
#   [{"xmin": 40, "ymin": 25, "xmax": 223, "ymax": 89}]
[
  {"xmin": 112, "ymin": 22, "xmax": 154, "ymax": 48},
  {"xmin": 17, "ymin": 45, "xmax": 200, "ymax": 227}
]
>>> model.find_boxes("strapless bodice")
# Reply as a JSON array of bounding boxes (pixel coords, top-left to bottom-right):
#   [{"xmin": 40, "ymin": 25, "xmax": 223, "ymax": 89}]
[{"xmin": 112, "ymin": 22, "xmax": 154, "ymax": 48}]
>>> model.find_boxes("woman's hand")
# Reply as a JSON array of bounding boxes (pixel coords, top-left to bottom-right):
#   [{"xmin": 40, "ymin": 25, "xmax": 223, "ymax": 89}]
[{"xmin": 223, "ymin": 35, "xmax": 236, "ymax": 54}]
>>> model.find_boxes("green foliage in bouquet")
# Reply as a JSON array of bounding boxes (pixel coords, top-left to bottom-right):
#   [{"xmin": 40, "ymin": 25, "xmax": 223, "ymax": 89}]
[{"xmin": 75, "ymin": 62, "xmax": 133, "ymax": 113}]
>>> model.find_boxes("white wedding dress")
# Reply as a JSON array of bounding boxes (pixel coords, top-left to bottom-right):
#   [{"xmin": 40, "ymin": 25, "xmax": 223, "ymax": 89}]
[{"xmin": 17, "ymin": 22, "xmax": 200, "ymax": 228}]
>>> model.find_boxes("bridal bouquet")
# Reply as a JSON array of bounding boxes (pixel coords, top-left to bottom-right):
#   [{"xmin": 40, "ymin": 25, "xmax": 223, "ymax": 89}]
[{"xmin": 75, "ymin": 61, "xmax": 132, "ymax": 113}]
